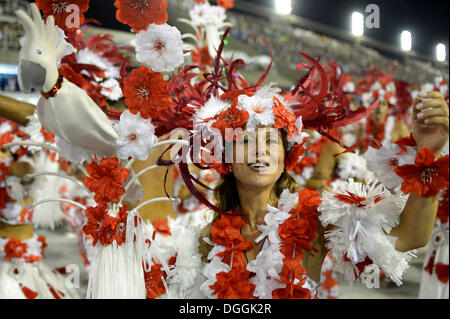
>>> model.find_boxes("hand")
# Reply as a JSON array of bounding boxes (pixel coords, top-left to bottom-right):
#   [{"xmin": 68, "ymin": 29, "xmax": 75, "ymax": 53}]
[{"xmin": 412, "ymin": 91, "xmax": 449, "ymax": 155}]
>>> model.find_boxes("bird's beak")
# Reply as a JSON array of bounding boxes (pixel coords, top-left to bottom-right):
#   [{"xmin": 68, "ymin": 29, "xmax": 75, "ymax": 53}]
[{"xmin": 18, "ymin": 60, "xmax": 46, "ymax": 93}]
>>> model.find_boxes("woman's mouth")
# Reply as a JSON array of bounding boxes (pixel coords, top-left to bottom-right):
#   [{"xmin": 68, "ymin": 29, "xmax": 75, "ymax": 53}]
[{"xmin": 248, "ymin": 161, "xmax": 270, "ymax": 172}]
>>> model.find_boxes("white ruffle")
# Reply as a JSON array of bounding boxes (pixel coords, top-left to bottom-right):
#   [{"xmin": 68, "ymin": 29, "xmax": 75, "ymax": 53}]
[{"xmin": 318, "ymin": 179, "xmax": 411, "ymax": 286}]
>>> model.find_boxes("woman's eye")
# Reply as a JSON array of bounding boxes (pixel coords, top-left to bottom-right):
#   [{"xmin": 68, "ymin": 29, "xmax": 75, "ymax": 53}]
[{"xmin": 266, "ymin": 139, "xmax": 278, "ymax": 144}]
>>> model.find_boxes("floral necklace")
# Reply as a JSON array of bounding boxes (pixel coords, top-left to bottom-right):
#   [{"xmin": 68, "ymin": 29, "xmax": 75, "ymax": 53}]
[{"xmin": 201, "ymin": 189, "xmax": 322, "ymax": 299}]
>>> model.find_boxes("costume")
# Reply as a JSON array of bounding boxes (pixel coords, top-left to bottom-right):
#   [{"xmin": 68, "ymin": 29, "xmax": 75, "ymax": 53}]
[
  {"xmin": 7, "ymin": 0, "xmax": 448, "ymax": 300},
  {"xmin": 0, "ymin": 118, "xmax": 79, "ymax": 299}
]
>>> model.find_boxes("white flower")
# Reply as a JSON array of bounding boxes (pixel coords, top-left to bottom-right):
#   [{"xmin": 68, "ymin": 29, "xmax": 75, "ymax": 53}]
[
  {"xmin": 189, "ymin": 3, "xmax": 209, "ymax": 27},
  {"xmin": 189, "ymin": 4, "xmax": 226, "ymax": 27},
  {"xmin": 76, "ymin": 48, "xmax": 120, "ymax": 80},
  {"xmin": 114, "ymin": 110, "xmax": 158, "ymax": 161},
  {"xmin": 238, "ymin": 94, "xmax": 274, "ymax": 131},
  {"xmin": 135, "ymin": 23, "xmax": 184, "ymax": 73},
  {"xmin": 208, "ymin": 5, "xmax": 227, "ymax": 26},
  {"xmin": 337, "ymin": 152, "xmax": 375, "ymax": 180},
  {"xmin": 365, "ymin": 143, "xmax": 417, "ymax": 189},
  {"xmin": 194, "ymin": 96, "xmax": 229, "ymax": 131},
  {"xmin": 290, "ymin": 166, "xmax": 314, "ymax": 186},
  {"xmin": 100, "ymin": 78, "xmax": 123, "ymax": 101},
  {"xmin": 288, "ymin": 117, "xmax": 309, "ymax": 148}
]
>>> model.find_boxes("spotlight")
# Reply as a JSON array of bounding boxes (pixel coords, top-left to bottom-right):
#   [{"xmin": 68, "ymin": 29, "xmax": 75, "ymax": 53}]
[
  {"xmin": 436, "ymin": 43, "xmax": 446, "ymax": 62},
  {"xmin": 351, "ymin": 11, "xmax": 364, "ymax": 37},
  {"xmin": 275, "ymin": 0, "xmax": 292, "ymax": 15},
  {"xmin": 400, "ymin": 30, "xmax": 412, "ymax": 52}
]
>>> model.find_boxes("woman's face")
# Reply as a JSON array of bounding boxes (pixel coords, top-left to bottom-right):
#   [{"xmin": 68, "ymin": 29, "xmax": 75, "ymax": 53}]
[{"xmin": 231, "ymin": 127, "xmax": 285, "ymax": 190}]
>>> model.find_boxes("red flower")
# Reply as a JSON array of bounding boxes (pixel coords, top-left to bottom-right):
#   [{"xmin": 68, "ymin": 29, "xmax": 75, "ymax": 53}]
[
  {"xmin": 114, "ymin": 0, "xmax": 168, "ymax": 32},
  {"xmin": 144, "ymin": 255, "xmax": 177, "ymax": 299},
  {"xmin": 123, "ymin": 66, "xmax": 171, "ymax": 120},
  {"xmin": 211, "ymin": 266, "xmax": 256, "ymax": 299},
  {"xmin": 434, "ymin": 263, "xmax": 449, "ymax": 283},
  {"xmin": 4, "ymin": 238, "xmax": 28, "ymax": 260},
  {"xmin": 191, "ymin": 46, "xmax": 212, "ymax": 68},
  {"xmin": 82, "ymin": 203, "xmax": 128, "ymax": 246},
  {"xmin": 394, "ymin": 133, "xmax": 417, "ymax": 155},
  {"xmin": 285, "ymin": 142, "xmax": 307, "ymax": 171},
  {"xmin": 83, "ymin": 203, "xmax": 108, "ymax": 246},
  {"xmin": 395, "ymin": 149, "xmax": 449, "ymax": 197},
  {"xmin": 217, "ymin": 0, "xmax": 234, "ymax": 9},
  {"xmin": 211, "ymin": 98, "xmax": 249, "ymax": 141},
  {"xmin": 84, "ymin": 157, "xmax": 129, "ymax": 203},
  {"xmin": 272, "ymin": 97, "xmax": 296, "ymax": 139},
  {"xmin": 144, "ymin": 263, "xmax": 167, "ymax": 299},
  {"xmin": 35, "ymin": 0, "xmax": 90, "ymax": 32},
  {"xmin": 59, "ymin": 65, "xmax": 85, "ymax": 88}
]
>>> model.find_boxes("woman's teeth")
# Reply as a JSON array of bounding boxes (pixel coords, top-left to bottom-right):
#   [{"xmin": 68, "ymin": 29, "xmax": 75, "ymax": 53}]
[{"xmin": 249, "ymin": 162, "xmax": 269, "ymax": 168}]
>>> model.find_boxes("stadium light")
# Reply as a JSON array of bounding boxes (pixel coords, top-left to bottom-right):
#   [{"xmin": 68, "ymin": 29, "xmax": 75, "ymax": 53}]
[
  {"xmin": 275, "ymin": 0, "xmax": 292, "ymax": 15},
  {"xmin": 436, "ymin": 43, "xmax": 446, "ymax": 62},
  {"xmin": 351, "ymin": 11, "xmax": 364, "ymax": 37},
  {"xmin": 400, "ymin": 30, "xmax": 412, "ymax": 52}
]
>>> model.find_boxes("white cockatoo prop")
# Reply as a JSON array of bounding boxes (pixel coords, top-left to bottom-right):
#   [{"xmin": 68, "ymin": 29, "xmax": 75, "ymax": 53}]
[{"xmin": 15, "ymin": 4, "xmax": 118, "ymax": 158}]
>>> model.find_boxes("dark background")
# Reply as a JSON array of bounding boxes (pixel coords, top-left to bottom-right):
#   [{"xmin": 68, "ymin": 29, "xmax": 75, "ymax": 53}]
[{"xmin": 27, "ymin": 0, "xmax": 449, "ymax": 60}]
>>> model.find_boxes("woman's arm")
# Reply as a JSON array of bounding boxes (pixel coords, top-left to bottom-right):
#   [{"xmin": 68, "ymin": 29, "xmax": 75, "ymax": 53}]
[{"xmin": 390, "ymin": 91, "xmax": 449, "ymax": 251}]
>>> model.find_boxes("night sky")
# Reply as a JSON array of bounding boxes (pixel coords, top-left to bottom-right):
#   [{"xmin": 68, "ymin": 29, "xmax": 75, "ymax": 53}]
[{"xmin": 25, "ymin": 0, "xmax": 449, "ymax": 60}]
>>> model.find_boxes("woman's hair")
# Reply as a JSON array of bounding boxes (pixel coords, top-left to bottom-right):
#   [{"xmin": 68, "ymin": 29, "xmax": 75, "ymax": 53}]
[{"xmin": 213, "ymin": 129, "xmax": 298, "ymax": 212}]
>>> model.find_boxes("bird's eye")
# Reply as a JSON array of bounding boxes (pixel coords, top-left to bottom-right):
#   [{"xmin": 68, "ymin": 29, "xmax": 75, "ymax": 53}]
[{"xmin": 37, "ymin": 49, "xmax": 42, "ymax": 55}]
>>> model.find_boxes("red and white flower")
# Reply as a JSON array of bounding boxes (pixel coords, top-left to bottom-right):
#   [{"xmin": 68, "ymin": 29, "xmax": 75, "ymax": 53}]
[
  {"xmin": 238, "ymin": 94, "xmax": 275, "ymax": 131},
  {"xmin": 100, "ymin": 78, "xmax": 123, "ymax": 101},
  {"xmin": 365, "ymin": 143, "xmax": 417, "ymax": 189},
  {"xmin": 114, "ymin": 110, "xmax": 158, "ymax": 161},
  {"xmin": 194, "ymin": 96, "xmax": 230, "ymax": 132},
  {"xmin": 135, "ymin": 23, "xmax": 184, "ymax": 73},
  {"xmin": 395, "ymin": 149, "xmax": 449, "ymax": 197}
]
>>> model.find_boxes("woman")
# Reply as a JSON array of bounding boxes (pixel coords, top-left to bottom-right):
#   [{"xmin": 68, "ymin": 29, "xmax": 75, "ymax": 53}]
[{"xmin": 192, "ymin": 89, "xmax": 449, "ymax": 299}]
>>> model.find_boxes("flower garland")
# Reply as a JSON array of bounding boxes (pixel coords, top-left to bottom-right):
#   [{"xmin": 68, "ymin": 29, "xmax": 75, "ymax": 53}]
[{"xmin": 201, "ymin": 189, "xmax": 321, "ymax": 299}]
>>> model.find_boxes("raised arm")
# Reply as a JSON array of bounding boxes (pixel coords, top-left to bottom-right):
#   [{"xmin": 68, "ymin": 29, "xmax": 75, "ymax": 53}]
[{"xmin": 390, "ymin": 91, "xmax": 449, "ymax": 251}]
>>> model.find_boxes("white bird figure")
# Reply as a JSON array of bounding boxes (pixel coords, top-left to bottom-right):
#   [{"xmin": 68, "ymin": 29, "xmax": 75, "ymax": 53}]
[{"xmin": 15, "ymin": 3, "xmax": 118, "ymax": 158}]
